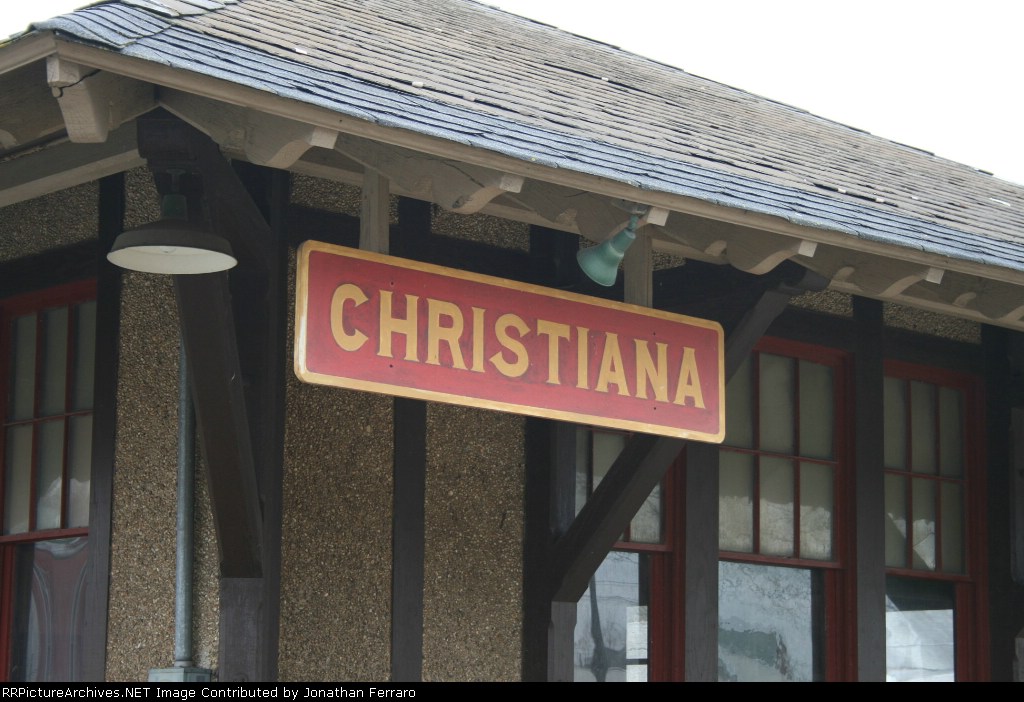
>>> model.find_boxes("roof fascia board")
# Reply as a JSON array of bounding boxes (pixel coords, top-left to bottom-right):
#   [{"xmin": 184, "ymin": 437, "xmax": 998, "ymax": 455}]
[
  {"xmin": 0, "ymin": 32, "xmax": 58, "ymax": 74},
  {"xmin": 48, "ymin": 40, "xmax": 1024, "ymax": 289}
]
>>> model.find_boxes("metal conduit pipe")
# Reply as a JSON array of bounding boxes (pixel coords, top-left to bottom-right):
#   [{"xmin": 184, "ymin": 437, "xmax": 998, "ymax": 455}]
[
  {"xmin": 175, "ymin": 335, "xmax": 196, "ymax": 669},
  {"xmin": 148, "ymin": 334, "xmax": 212, "ymax": 682}
]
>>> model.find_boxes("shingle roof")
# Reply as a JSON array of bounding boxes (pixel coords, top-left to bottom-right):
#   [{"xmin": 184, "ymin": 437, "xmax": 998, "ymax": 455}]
[{"xmin": 34, "ymin": 0, "xmax": 1024, "ymax": 274}]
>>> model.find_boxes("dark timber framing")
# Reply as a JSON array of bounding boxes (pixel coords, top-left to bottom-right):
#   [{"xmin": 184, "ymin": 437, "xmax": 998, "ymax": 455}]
[
  {"xmin": 80, "ymin": 173, "xmax": 125, "ymax": 682},
  {"xmin": 389, "ymin": 198, "xmax": 432, "ymax": 682},
  {"xmin": 852, "ymin": 297, "xmax": 886, "ymax": 680},
  {"xmin": 983, "ymin": 325, "xmax": 1024, "ymax": 680},
  {"xmin": 522, "ymin": 257, "xmax": 827, "ymax": 679},
  {"xmin": 137, "ymin": 113, "xmax": 285, "ymax": 681}
]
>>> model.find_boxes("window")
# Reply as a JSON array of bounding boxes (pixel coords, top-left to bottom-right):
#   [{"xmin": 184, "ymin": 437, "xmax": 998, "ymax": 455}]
[
  {"xmin": 570, "ymin": 338, "xmax": 988, "ymax": 681},
  {"xmin": 572, "ymin": 430, "xmax": 677, "ymax": 682},
  {"xmin": 0, "ymin": 281, "xmax": 96, "ymax": 681},
  {"xmin": 882, "ymin": 361, "xmax": 986, "ymax": 681},
  {"xmin": 717, "ymin": 338, "xmax": 848, "ymax": 681}
]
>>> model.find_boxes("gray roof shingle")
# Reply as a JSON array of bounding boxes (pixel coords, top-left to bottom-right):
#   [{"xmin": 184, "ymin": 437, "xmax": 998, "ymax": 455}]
[{"xmin": 34, "ymin": 0, "xmax": 1024, "ymax": 274}]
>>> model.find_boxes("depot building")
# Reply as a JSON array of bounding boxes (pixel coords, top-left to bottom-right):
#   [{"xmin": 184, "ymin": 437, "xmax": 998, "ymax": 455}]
[{"xmin": 1, "ymin": 0, "xmax": 1023, "ymax": 683}]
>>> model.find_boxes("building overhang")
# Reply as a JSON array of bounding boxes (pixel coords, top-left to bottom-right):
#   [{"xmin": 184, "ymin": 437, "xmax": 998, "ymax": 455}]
[{"xmin": 3, "ymin": 32, "xmax": 1023, "ymax": 330}]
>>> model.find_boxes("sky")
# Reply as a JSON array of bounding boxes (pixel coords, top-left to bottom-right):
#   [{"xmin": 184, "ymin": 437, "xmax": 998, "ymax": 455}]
[{"xmin": 3, "ymin": 0, "xmax": 1022, "ymax": 185}]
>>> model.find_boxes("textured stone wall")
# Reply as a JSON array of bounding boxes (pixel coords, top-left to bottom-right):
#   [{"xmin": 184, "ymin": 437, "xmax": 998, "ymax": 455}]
[
  {"xmin": 422, "ymin": 404, "xmax": 524, "ymax": 681},
  {"xmin": 279, "ymin": 175, "xmax": 526, "ymax": 681},
  {"xmin": 0, "ymin": 182, "xmax": 97, "ymax": 261},
  {"xmin": 279, "ymin": 242, "xmax": 394, "ymax": 681},
  {"xmin": 105, "ymin": 169, "xmax": 219, "ymax": 680}
]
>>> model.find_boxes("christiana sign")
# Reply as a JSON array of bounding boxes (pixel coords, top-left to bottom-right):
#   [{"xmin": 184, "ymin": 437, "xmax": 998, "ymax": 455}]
[{"xmin": 294, "ymin": 241, "xmax": 725, "ymax": 442}]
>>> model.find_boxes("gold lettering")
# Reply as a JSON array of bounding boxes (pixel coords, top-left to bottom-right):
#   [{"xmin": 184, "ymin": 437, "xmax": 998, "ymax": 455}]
[
  {"xmin": 489, "ymin": 313, "xmax": 530, "ymax": 378},
  {"xmin": 471, "ymin": 307, "xmax": 486, "ymax": 373},
  {"xmin": 673, "ymin": 347, "xmax": 705, "ymax": 408},
  {"xmin": 536, "ymin": 319, "xmax": 570, "ymax": 385},
  {"xmin": 426, "ymin": 298, "xmax": 467, "ymax": 369},
  {"xmin": 595, "ymin": 333, "xmax": 629, "ymax": 396},
  {"xmin": 635, "ymin": 339, "xmax": 669, "ymax": 402},
  {"xmin": 576, "ymin": 326, "xmax": 590, "ymax": 389},
  {"xmin": 329, "ymin": 283, "xmax": 369, "ymax": 352},
  {"xmin": 379, "ymin": 291, "xmax": 419, "ymax": 361}
]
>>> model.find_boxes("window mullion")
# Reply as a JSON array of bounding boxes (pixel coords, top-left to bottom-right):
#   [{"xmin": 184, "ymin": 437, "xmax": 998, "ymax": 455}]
[{"xmin": 27, "ymin": 314, "xmax": 44, "ymax": 533}]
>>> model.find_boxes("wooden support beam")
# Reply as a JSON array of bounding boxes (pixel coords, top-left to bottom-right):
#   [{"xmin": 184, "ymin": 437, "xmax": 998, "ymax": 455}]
[
  {"xmin": 391, "ymin": 398, "xmax": 426, "ymax": 682},
  {"xmin": 623, "ymin": 228, "xmax": 653, "ymax": 307},
  {"xmin": 522, "ymin": 419, "xmax": 578, "ymax": 681},
  {"xmin": 46, "ymin": 58, "xmax": 154, "ymax": 143},
  {"xmin": 550, "ymin": 262, "xmax": 828, "ymax": 603},
  {"xmin": 137, "ymin": 124, "xmax": 287, "ymax": 665},
  {"xmin": 0, "ymin": 62, "xmax": 67, "ymax": 148},
  {"xmin": 394, "ymin": 197, "xmax": 432, "ymax": 261},
  {"xmin": 0, "ymin": 124, "xmax": 143, "ymax": 208},
  {"xmin": 334, "ymin": 132, "xmax": 523, "ymax": 214},
  {"xmin": 683, "ymin": 441, "xmax": 720, "ymax": 681},
  {"xmin": 245, "ymin": 114, "xmax": 337, "ymax": 170},
  {"xmin": 841, "ymin": 262, "xmax": 945, "ymax": 297},
  {"xmin": 160, "ymin": 90, "xmax": 338, "ymax": 168},
  {"xmin": 174, "ymin": 273, "xmax": 263, "ymax": 578},
  {"xmin": 727, "ymin": 236, "xmax": 818, "ymax": 275},
  {"xmin": 80, "ymin": 173, "xmax": 125, "ymax": 682},
  {"xmin": 852, "ymin": 298, "xmax": 886, "ymax": 681},
  {"xmin": 218, "ymin": 578, "xmax": 264, "ymax": 681},
  {"xmin": 360, "ymin": 168, "xmax": 390, "ymax": 254}
]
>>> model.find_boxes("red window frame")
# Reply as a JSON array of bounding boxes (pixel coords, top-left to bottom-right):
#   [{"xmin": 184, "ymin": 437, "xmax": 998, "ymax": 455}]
[
  {"xmin": 882, "ymin": 359, "xmax": 989, "ymax": 681},
  {"xmin": 717, "ymin": 337, "xmax": 854, "ymax": 681},
  {"xmin": 0, "ymin": 279, "xmax": 96, "ymax": 680}
]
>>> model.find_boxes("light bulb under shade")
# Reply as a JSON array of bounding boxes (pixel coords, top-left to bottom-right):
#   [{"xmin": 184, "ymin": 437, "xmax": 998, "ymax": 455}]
[{"xmin": 107, "ymin": 220, "xmax": 237, "ymax": 274}]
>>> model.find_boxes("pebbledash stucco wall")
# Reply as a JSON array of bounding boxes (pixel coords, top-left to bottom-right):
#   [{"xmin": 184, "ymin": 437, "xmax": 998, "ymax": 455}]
[
  {"xmin": 278, "ymin": 176, "xmax": 525, "ymax": 681},
  {"xmin": 105, "ymin": 169, "xmax": 221, "ymax": 680}
]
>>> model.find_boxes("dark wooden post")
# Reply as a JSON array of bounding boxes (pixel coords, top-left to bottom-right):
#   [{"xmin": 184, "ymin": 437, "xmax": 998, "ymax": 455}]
[
  {"xmin": 390, "ymin": 197, "xmax": 430, "ymax": 681},
  {"xmin": 80, "ymin": 173, "xmax": 125, "ymax": 681},
  {"xmin": 853, "ymin": 297, "xmax": 886, "ymax": 680},
  {"xmin": 522, "ymin": 419, "xmax": 577, "ymax": 681},
  {"xmin": 683, "ymin": 441, "xmax": 720, "ymax": 680}
]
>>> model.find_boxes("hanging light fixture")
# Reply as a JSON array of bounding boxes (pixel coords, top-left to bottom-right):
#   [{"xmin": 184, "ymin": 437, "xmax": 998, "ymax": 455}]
[
  {"xmin": 576, "ymin": 213, "xmax": 642, "ymax": 287},
  {"xmin": 107, "ymin": 185, "xmax": 237, "ymax": 275}
]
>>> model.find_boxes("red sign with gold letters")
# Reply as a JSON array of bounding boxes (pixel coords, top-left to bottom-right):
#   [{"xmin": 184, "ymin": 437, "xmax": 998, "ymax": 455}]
[{"xmin": 294, "ymin": 241, "xmax": 724, "ymax": 441}]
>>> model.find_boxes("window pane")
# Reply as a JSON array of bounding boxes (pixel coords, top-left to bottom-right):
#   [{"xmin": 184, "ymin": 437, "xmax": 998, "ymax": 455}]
[
  {"xmin": 71, "ymin": 301, "xmax": 96, "ymax": 412},
  {"xmin": 725, "ymin": 356, "xmax": 754, "ymax": 448},
  {"xmin": 759, "ymin": 354, "xmax": 795, "ymax": 454},
  {"xmin": 592, "ymin": 432, "xmax": 625, "ymax": 489},
  {"xmin": 7, "ymin": 537, "xmax": 90, "ymax": 681},
  {"xmin": 940, "ymin": 483, "xmax": 964, "ymax": 574},
  {"xmin": 40, "ymin": 307, "xmax": 69, "ymax": 417},
  {"xmin": 884, "ymin": 377, "xmax": 906, "ymax": 470},
  {"xmin": 719, "ymin": 451, "xmax": 754, "ymax": 552},
  {"xmin": 799, "ymin": 361, "xmax": 833, "ymax": 460},
  {"xmin": 719, "ymin": 561, "xmax": 823, "ymax": 681},
  {"xmin": 885, "ymin": 576, "xmax": 955, "ymax": 682},
  {"xmin": 575, "ymin": 429, "xmax": 589, "ymax": 517},
  {"xmin": 66, "ymin": 415, "xmax": 92, "ymax": 528},
  {"xmin": 9, "ymin": 314, "xmax": 37, "ymax": 421},
  {"xmin": 4, "ymin": 424, "xmax": 33, "ymax": 534},
  {"xmin": 911, "ymin": 478, "xmax": 937, "ymax": 571},
  {"xmin": 574, "ymin": 551, "xmax": 648, "ymax": 682},
  {"xmin": 799, "ymin": 462, "xmax": 833, "ymax": 561},
  {"xmin": 885, "ymin": 474, "xmax": 908, "ymax": 568},
  {"xmin": 36, "ymin": 420, "xmax": 65, "ymax": 531},
  {"xmin": 630, "ymin": 481, "xmax": 661, "ymax": 544},
  {"xmin": 938, "ymin": 387, "xmax": 963, "ymax": 478},
  {"xmin": 760, "ymin": 457, "xmax": 794, "ymax": 557},
  {"xmin": 910, "ymin": 381, "xmax": 937, "ymax": 474}
]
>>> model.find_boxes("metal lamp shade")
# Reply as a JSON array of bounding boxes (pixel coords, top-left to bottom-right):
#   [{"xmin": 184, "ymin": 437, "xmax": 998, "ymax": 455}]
[
  {"xmin": 576, "ymin": 225, "xmax": 637, "ymax": 287},
  {"xmin": 107, "ymin": 219, "xmax": 237, "ymax": 274}
]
